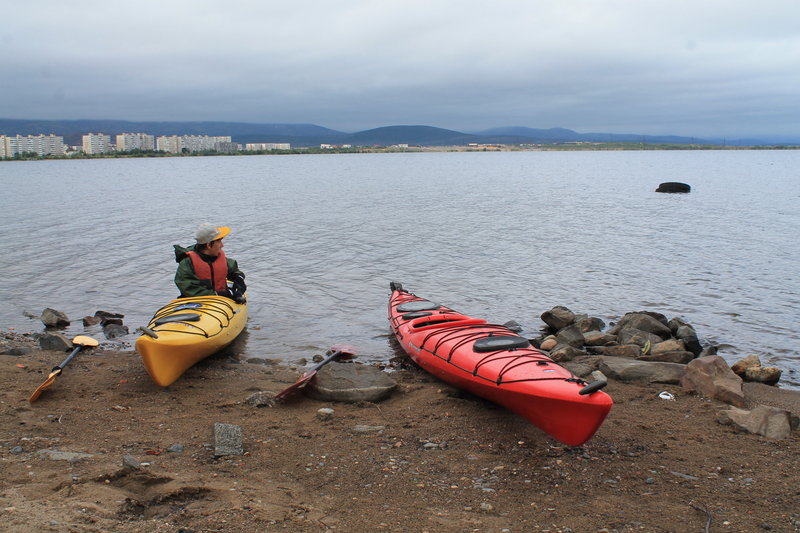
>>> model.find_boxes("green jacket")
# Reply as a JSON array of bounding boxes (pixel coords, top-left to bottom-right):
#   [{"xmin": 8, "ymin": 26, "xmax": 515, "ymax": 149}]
[{"xmin": 173, "ymin": 244, "xmax": 242, "ymax": 297}]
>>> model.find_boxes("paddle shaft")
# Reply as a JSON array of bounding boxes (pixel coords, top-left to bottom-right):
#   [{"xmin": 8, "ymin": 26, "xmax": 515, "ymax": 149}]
[
  {"xmin": 52, "ymin": 345, "xmax": 83, "ymax": 375},
  {"xmin": 306, "ymin": 350, "xmax": 342, "ymax": 375}
]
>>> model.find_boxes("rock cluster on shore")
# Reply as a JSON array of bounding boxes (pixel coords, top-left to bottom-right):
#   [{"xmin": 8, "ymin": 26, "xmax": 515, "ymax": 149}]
[
  {"xmin": 31, "ymin": 307, "xmax": 130, "ymax": 340},
  {"xmin": 533, "ymin": 305, "xmax": 797, "ymax": 439}
]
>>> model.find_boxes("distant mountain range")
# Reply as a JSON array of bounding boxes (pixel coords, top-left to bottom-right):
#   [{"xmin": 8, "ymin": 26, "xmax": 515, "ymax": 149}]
[{"xmin": 0, "ymin": 118, "xmax": 794, "ymax": 147}]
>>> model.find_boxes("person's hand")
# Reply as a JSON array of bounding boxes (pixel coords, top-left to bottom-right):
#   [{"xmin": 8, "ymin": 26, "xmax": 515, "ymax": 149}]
[
  {"xmin": 216, "ymin": 288, "xmax": 234, "ymax": 299},
  {"xmin": 230, "ymin": 285, "xmax": 245, "ymax": 302},
  {"xmin": 230, "ymin": 272, "xmax": 247, "ymax": 293}
]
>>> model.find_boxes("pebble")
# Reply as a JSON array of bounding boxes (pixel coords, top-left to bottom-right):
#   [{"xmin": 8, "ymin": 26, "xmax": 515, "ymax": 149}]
[
  {"xmin": 352, "ymin": 425, "xmax": 385, "ymax": 433},
  {"xmin": 316, "ymin": 408, "xmax": 335, "ymax": 420},
  {"xmin": 122, "ymin": 455, "xmax": 141, "ymax": 470},
  {"xmin": 10, "ymin": 446, "xmax": 23, "ymax": 454},
  {"xmin": 245, "ymin": 391, "xmax": 275, "ymax": 407},
  {"xmin": 167, "ymin": 444, "xmax": 184, "ymax": 453}
]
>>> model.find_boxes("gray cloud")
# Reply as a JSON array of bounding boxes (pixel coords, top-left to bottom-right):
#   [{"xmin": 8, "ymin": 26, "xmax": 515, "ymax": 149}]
[{"xmin": 3, "ymin": 0, "xmax": 799, "ymax": 138}]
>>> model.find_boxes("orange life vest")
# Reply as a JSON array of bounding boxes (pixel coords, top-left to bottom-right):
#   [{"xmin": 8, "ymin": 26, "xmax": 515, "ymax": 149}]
[{"xmin": 186, "ymin": 250, "xmax": 229, "ymax": 292}]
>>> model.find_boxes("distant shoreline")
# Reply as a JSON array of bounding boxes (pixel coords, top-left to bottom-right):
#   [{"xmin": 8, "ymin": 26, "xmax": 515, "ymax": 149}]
[{"xmin": 3, "ymin": 142, "xmax": 798, "ymax": 161}]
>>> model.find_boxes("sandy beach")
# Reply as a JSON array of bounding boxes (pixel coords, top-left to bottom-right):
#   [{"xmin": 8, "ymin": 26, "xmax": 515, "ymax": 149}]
[{"xmin": 1, "ymin": 332, "xmax": 799, "ymax": 533}]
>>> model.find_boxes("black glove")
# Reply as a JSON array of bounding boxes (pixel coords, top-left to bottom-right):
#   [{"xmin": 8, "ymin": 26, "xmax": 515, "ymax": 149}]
[
  {"xmin": 216, "ymin": 288, "xmax": 234, "ymax": 299},
  {"xmin": 230, "ymin": 285, "xmax": 246, "ymax": 304},
  {"xmin": 229, "ymin": 271, "xmax": 247, "ymax": 293}
]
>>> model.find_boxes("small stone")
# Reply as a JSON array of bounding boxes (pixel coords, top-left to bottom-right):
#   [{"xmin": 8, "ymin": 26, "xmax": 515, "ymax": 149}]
[
  {"xmin": 10, "ymin": 446, "xmax": 23, "ymax": 454},
  {"xmin": 539, "ymin": 336, "xmax": 558, "ymax": 351},
  {"xmin": 245, "ymin": 391, "xmax": 276, "ymax": 407},
  {"xmin": 167, "ymin": 444, "xmax": 184, "ymax": 453},
  {"xmin": 123, "ymin": 455, "xmax": 142, "ymax": 469},
  {"xmin": 103, "ymin": 324, "xmax": 129, "ymax": 339},
  {"xmin": 214, "ymin": 423, "xmax": 243, "ymax": 456},
  {"xmin": 38, "ymin": 450, "xmax": 93, "ymax": 462},
  {"xmin": 316, "ymin": 408, "xmax": 335, "ymax": 420},
  {"xmin": 352, "ymin": 425, "xmax": 385, "ymax": 433},
  {"xmin": 590, "ymin": 370, "xmax": 608, "ymax": 383},
  {"xmin": 82, "ymin": 316, "xmax": 102, "ymax": 327}
]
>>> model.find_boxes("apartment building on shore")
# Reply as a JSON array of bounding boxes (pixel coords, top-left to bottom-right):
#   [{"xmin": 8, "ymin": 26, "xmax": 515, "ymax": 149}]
[
  {"xmin": 156, "ymin": 135, "xmax": 234, "ymax": 154},
  {"xmin": 116, "ymin": 132, "xmax": 155, "ymax": 151},
  {"xmin": 1, "ymin": 134, "xmax": 66, "ymax": 157},
  {"xmin": 245, "ymin": 142, "xmax": 291, "ymax": 150},
  {"xmin": 83, "ymin": 133, "xmax": 114, "ymax": 154}
]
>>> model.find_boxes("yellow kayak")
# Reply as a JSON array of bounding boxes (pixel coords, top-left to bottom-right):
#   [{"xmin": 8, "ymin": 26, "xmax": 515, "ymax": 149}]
[{"xmin": 136, "ymin": 295, "xmax": 248, "ymax": 386}]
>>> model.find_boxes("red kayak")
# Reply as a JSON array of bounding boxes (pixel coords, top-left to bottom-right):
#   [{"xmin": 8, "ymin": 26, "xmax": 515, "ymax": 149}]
[{"xmin": 388, "ymin": 282, "xmax": 612, "ymax": 446}]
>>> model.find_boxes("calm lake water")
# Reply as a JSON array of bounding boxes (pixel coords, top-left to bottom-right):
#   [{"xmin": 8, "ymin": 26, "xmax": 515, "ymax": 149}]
[{"xmin": 1, "ymin": 150, "xmax": 798, "ymax": 388}]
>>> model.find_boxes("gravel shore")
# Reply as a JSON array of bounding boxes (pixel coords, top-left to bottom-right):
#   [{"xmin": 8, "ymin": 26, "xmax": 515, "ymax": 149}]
[{"xmin": 1, "ymin": 333, "xmax": 799, "ymax": 532}]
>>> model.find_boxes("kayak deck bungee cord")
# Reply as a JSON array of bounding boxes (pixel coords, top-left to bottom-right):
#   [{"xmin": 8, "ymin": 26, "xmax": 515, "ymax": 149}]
[{"xmin": 388, "ymin": 282, "xmax": 612, "ymax": 446}]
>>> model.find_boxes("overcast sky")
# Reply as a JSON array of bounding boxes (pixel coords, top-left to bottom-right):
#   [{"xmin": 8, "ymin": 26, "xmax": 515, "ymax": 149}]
[{"xmin": 3, "ymin": 1, "xmax": 799, "ymax": 138}]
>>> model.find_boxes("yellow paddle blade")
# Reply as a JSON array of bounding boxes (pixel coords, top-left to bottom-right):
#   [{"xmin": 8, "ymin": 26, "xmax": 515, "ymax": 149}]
[
  {"xmin": 72, "ymin": 335, "xmax": 99, "ymax": 347},
  {"xmin": 28, "ymin": 370, "xmax": 61, "ymax": 403}
]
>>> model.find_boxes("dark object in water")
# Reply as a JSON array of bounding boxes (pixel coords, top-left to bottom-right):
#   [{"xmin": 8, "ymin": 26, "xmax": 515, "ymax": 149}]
[{"xmin": 656, "ymin": 182, "xmax": 691, "ymax": 193}]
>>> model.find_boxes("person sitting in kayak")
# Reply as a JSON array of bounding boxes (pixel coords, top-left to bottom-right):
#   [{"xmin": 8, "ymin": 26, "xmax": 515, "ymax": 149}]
[{"xmin": 174, "ymin": 223, "xmax": 246, "ymax": 303}]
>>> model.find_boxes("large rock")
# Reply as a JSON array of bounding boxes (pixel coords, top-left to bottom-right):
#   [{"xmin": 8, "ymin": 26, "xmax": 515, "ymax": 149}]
[
  {"xmin": 39, "ymin": 332, "xmax": 72, "ymax": 351},
  {"xmin": 680, "ymin": 356, "xmax": 745, "ymax": 407},
  {"xmin": 574, "ymin": 316, "xmax": 605, "ymax": 333},
  {"xmin": 716, "ymin": 405, "xmax": 793, "ymax": 439},
  {"xmin": 562, "ymin": 361, "xmax": 593, "ymax": 378},
  {"xmin": 41, "ymin": 308, "xmax": 70, "ymax": 328},
  {"xmin": 582, "ymin": 331, "xmax": 617, "ymax": 346},
  {"xmin": 599, "ymin": 356, "xmax": 686, "ymax": 384},
  {"xmin": 637, "ymin": 351, "xmax": 695, "ymax": 364},
  {"xmin": 617, "ymin": 328, "xmax": 664, "ymax": 348},
  {"xmin": 555, "ymin": 325, "xmax": 585, "ymax": 348},
  {"xmin": 549, "ymin": 344, "xmax": 586, "ymax": 362},
  {"xmin": 540, "ymin": 306, "xmax": 575, "ymax": 330},
  {"xmin": 656, "ymin": 182, "xmax": 691, "ymax": 193},
  {"xmin": 731, "ymin": 354, "xmax": 761, "ymax": 377},
  {"xmin": 609, "ymin": 313, "xmax": 672, "ymax": 340},
  {"xmin": 651, "ymin": 338, "xmax": 685, "ymax": 355},
  {"xmin": 308, "ymin": 362, "xmax": 396, "ymax": 402},
  {"xmin": 745, "ymin": 366, "xmax": 782, "ymax": 385},
  {"xmin": 674, "ymin": 325, "xmax": 702, "ymax": 356},
  {"xmin": 590, "ymin": 344, "xmax": 642, "ymax": 358}
]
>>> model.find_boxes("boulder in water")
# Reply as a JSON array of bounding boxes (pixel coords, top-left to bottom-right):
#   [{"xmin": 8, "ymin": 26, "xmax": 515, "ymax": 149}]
[{"xmin": 656, "ymin": 182, "xmax": 691, "ymax": 193}]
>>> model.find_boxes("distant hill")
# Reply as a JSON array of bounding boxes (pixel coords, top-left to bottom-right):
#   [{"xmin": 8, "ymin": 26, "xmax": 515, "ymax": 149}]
[
  {"xmin": 341, "ymin": 125, "xmax": 478, "ymax": 146},
  {"xmin": 1, "ymin": 118, "xmax": 795, "ymax": 147}
]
